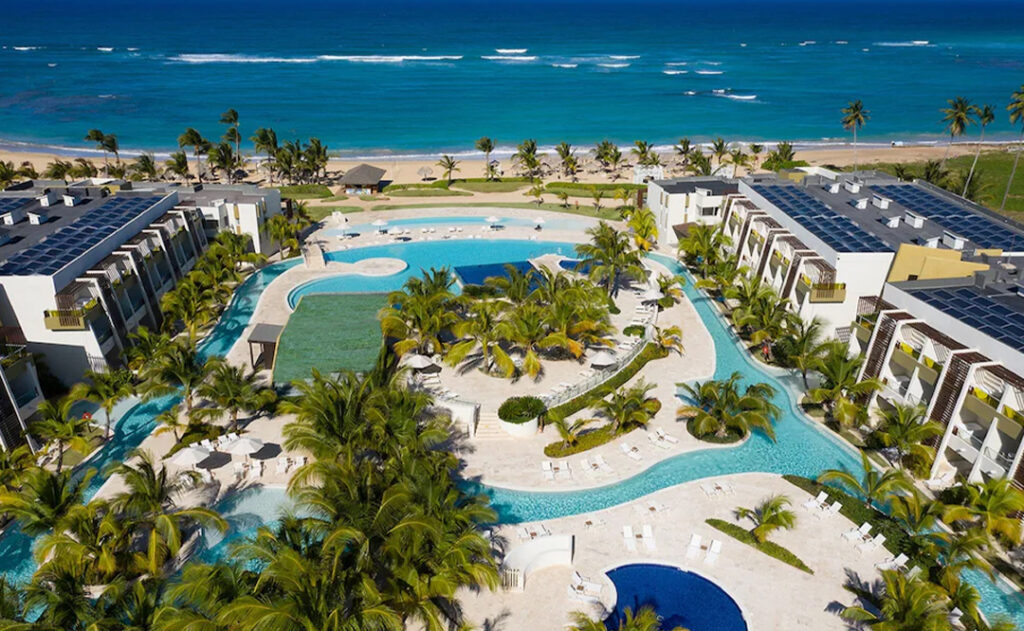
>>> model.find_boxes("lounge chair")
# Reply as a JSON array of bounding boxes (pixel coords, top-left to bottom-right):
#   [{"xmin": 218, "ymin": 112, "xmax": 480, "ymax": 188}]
[
  {"xmin": 199, "ymin": 469, "xmax": 214, "ymax": 484},
  {"xmin": 516, "ymin": 527, "xmax": 530, "ymax": 541},
  {"xmin": 816, "ymin": 501, "xmax": 842, "ymax": 519},
  {"xmin": 571, "ymin": 570, "xmax": 602, "ymax": 596},
  {"xmin": 541, "ymin": 460, "xmax": 553, "ymax": 471},
  {"xmin": 623, "ymin": 526, "xmax": 638, "ymax": 552},
  {"xmin": 595, "ymin": 455, "xmax": 614, "ymax": 473},
  {"xmin": 557, "ymin": 461, "xmax": 572, "ymax": 480},
  {"xmin": 620, "ymin": 443, "xmax": 642, "ymax": 461},
  {"xmin": 227, "ymin": 432, "xmax": 239, "ymax": 442},
  {"xmin": 566, "ymin": 585, "xmax": 601, "ymax": 604},
  {"xmin": 686, "ymin": 534, "xmax": 702, "ymax": 559},
  {"xmin": 876, "ymin": 553, "xmax": 909, "ymax": 571},
  {"xmin": 200, "ymin": 439, "xmax": 215, "ymax": 451},
  {"xmin": 705, "ymin": 539, "xmax": 722, "ymax": 565},
  {"xmin": 857, "ymin": 533, "xmax": 886, "ymax": 554},
  {"xmin": 641, "ymin": 524, "xmax": 656, "ymax": 552},
  {"xmin": 276, "ymin": 457, "xmax": 290, "ymax": 475},
  {"xmin": 543, "ymin": 469, "xmax": 555, "ymax": 481},
  {"xmin": 700, "ymin": 483, "xmax": 718, "ymax": 497},
  {"xmin": 656, "ymin": 428, "xmax": 679, "ymax": 444},
  {"xmin": 580, "ymin": 458, "xmax": 596, "ymax": 477},
  {"xmin": 232, "ymin": 462, "xmax": 245, "ymax": 479},
  {"xmin": 843, "ymin": 523, "xmax": 872, "ymax": 542},
  {"xmin": 715, "ymin": 481, "xmax": 734, "ymax": 494},
  {"xmin": 802, "ymin": 491, "xmax": 827, "ymax": 511}
]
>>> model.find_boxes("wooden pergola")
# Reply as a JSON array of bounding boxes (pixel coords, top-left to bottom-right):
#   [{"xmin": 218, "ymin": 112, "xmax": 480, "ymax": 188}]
[{"xmin": 246, "ymin": 323, "xmax": 284, "ymax": 371}]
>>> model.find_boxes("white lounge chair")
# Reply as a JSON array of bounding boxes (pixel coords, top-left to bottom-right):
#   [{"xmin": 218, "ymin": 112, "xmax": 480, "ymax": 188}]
[
  {"xmin": 200, "ymin": 439, "xmax": 215, "ymax": 451},
  {"xmin": 715, "ymin": 481, "xmax": 734, "ymax": 494},
  {"xmin": 276, "ymin": 457, "xmax": 290, "ymax": 475},
  {"xmin": 641, "ymin": 524, "xmax": 656, "ymax": 552},
  {"xmin": 816, "ymin": 500, "xmax": 842, "ymax": 519},
  {"xmin": 802, "ymin": 491, "xmax": 827, "ymax": 510},
  {"xmin": 516, "ymin": 526, "xmax": 530, "ymax": 541},
  {"xmin": 557, "ymin": 461, "xmax": 572, "ymax": 480},
  {"xmin": 656, "ymin": 428, "xmax": 679, "ymax": 444},
  {"xmin": 543, "ymin": 470, "xmax": 555, "ymax": 481},
  {"xmin": 623, "ymin": 526, "xmax": 638, "ymax": 552},
  {"xmin": 232, "ymin": 462, "xmax": 244, "ymax": 479},
  {"xmin": 705, "ymin": 539, "xmax": 722, "ymax": 565},
  {"xmin": 686, "ymin": 534, "xmax": 702, "ymax": 559},
  {"xmin": 226, "ymin": 432, "xmax": 239, "ymax": 442},
  {"xmin": 595, "ymin": 455, "xmax": 614, "ymax": 473},
  {"xmin": 199, "ymin": 469, "xmax": 214, "ymax": 484},
  {"xmin": 580, "ymin": 458, "xmax": 596, "ymax": 477},
  {"xmin": 876, "ymin": 553, "xmax": 909, "ymax": 571},
  {"xmin": 843, "ymin": 523, "xmax": 872, "ymax": 542},
  {"xmin": 857, "ymin": 533, "xmax": 886, "ymax": 554},
  {"xmin": 700, "ymin": 483, "xmax": 718, "ymax": 497},
  {"xmin": 541, "ymin": 460, "xmax": 553, "ymax": 471},
  {"xmin": 567, "ymin": 584, "xmax": 601, "ymax": 604},
  {"xmin": 620, "ymin": 443, "xmax": 642, "ymax": 461},
  {"xmin": 571, "ymin": 570, "xmax": 603, "ymax": 596}
]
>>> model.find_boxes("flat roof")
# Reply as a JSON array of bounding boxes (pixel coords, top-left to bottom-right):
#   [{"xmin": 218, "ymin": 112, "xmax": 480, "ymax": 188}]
[
  {"xmin": 247, "ymin": 323, "xmax": 284, "ymax": 345},
  {"xmin": 654, "ymin": 177, "xmax": 738, "ymax": 196}
]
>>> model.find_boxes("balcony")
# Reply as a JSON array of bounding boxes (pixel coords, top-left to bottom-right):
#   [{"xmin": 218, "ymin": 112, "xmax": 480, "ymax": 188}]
[{"xmin": 800, "ymin": 278, "xmax": 846, "ymax": 304}]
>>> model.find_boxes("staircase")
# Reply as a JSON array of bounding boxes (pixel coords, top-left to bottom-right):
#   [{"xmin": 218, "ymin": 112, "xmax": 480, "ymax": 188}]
[{"xmin": 474, "ymin": 411, "xmax": 507, "ymax": 439}]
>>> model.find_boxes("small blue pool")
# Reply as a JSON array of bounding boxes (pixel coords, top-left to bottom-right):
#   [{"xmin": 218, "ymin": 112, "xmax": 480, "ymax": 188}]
[
  {"xmin": 454, "ymin": 260, "xmax": 535, "ymax": 286},
  {"xmin": 605, "ymin": 564, "xmax": 747, "ymax": 631}
]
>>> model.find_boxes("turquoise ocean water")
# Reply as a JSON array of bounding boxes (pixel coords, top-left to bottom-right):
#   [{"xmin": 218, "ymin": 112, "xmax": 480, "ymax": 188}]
[{"xmin": 1, "ymin": 0, "xmax": 1023, "ymax": 157}]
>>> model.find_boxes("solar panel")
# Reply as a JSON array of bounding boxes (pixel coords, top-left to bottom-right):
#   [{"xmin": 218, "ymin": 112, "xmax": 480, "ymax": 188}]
[
  {"xmin": 874, "ymin": 184, "xmax": 1024, "ymax": 251},
  {"xmin": 912, "ymin": 286, "xmax": 1024, "ymax": 353},
  {"xmin": 0, "ymin": 198, "xmax": 33, "ymax": 214},
  {"xmin": 0, "ymin": 195, "xmax": 162, "ymax": 276},
  {"xmin": 751, "ymin": 184, "xmax": 892, "ymax": 253}
]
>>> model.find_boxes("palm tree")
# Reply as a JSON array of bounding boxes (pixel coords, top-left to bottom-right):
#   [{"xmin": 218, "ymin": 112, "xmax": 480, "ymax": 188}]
[
  {"xmin": 748, "ymin": 143, "xmax": 764, "ymax": 172},
  {"xmin": 944, "ymin": 477, "xmax": 1024, "ymax": 544},
  {"xmin": 842, "ymin": 570, "xmax": 951, "ymax": 629},
  {"xmin": 447, "ymin": 302, "xmax": 514, "ymax": 377},
  {"xmin": 177, "ymin": 127, "xmax": 208, "ymax": 183},
  {"xmin": 475, "ymin": 136, "xmax": 495, "ymax": 179},
  {"xmin": 153, "ymin": 404, "xmax": 187, "ymax": 442},
  {"xmin": 551, "ymin": 416, "xmax": 595, "ymax": 450},
  {"xmin": 777, "ymin": 317, "xmax": 827, "ymax": 387},
  {"xmin": 818, "ymin": 451, "xmax": 911, "ymax": 509},
  {"xmin": 653, "ymin": 324, "xmax": 684, "ymax": 355},
  {"xmin": 940, "ymin": 96, "xmax": 975, "ymax": 167},
  {"xmin": 139, "ymin": 339, "xmax": 212, "ymax": 415},
  {"xmin": 963, "ymin": 104, "xmax": 995, "ymax": 197},
  {"xmin": 437, "ymin": 154, "xmax": 460, "ymax": 185},
  {"xmin": 85, "ymin": 128, "xmax": 115, "ymax": 175},
  {"xmin": 710, "ymin": 137, "xmax": 729, "ymax": 173},
  {"xmin": 807, "ymin": 341, "xmax": 880, "ymax": 428},
  {"xmin": 128, "ymin": 152, "xmax": 158, "ymax": 181},
  {"xmin": 31, "ymin": 395, "xmax": 92, "ymax": 473},
  {"xmin": 251, "ymin": 127, "xmax": 279, "ymax": 184},
  {"xmin": 628, "ymin": 208, "xmax": 659, "ymax": 251},
  {"xmin": 841, "ymin": 100, "xmax": 870, "ymax": 173},
  {"xmin": 1001, "ymin": 84, "xmax": 1024, "ymax": 212},
  {"xmin": 594, "ymin": 380, "xmax": 660, "ymax": 434},
  {"xmin": 71, "ymin": 368, "xmax": 135, "ymax": 439},
  {"xmin": 677, "ymin": 223, "xmax": 731, "ymax": 277},
  {"xmin": 164, "ymin": 150, "xmax": 191, "ymax": 183},
  {"xmin": 23, "ymin": 560, "xmax": 100, "ymax": 630},
  {"xmin": 219, "ymin": 107, "xmax": 240, "ymax": 159},
  {"xmin": 874, "ymin": 403, "xmax": 943, "ymax": 471},
  {"xmin": 575, "ymin": 221, "xmax": 646, "ymax": 296},
  {"xmin": 555, "ymin": 141, "xmax": 576, "ymax": 177},
  {"xmin": 0, "ymin": 467, "xmax": 93, "ymax": 536},
  {"xmin": 677, "ymin": 372, "xmax": 779, "ymax": 441},
  {"xmin": 591, "ymin": 188, "xmax": 604, "ymax": 211},
  {"xmin": 194, "ymin": 362, "xmax": 276, "ymax": 432},
  {"xmin": 513, "ymin": 139, "xmax": 542, "ymax": 180},
  {"xmin": 206, "ymin": 141, "xmax": 236, "ymax": 183},
  {"xmin": 890, "ymin": 489, "xmax": 946, "ymax": 557},
  {"xmin": 729, "ymin": 147, "xmax": 749, "ymax": 176},
  {"xmin": 124, "ymin": 325, "xmax": 171, "ymax": 372},
  {"xmin": 734, "ymin": 494, "xmax": 796, "ymax": 543},
  {"xmin": 674, "ymin": 137, "xmax": 693, "ymax": 170}
]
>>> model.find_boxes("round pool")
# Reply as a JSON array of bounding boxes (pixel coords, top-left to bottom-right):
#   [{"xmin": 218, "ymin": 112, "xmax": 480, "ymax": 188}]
[{"xmin": 605, "ymin": 564, "xmax": 747, "ymax": 631}]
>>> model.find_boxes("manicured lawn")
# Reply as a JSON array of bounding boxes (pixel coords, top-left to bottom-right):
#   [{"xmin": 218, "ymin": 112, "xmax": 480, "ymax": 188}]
[
  {"xmin": 370, "ymin": 201, "xmax": 623, "ymax": 220},
  {"xmin": 279, "ymin": 184, "xmax": 334, "ymax": 199},
  {"xmin": 385, "ymin": 188, "xmax": 473, "ymax": 197},
  {"xmin": 544, "ymin": 181, "xmax": 645, "ymax": 198},
  {"xmin": 453, "ymin": 178, "xmax": 532, "ymax": 193},
  {"xmin": 273, "ymin": 294, "xmax": 385, "ymax": 385},
  {"xmin": 305, "ymin": 205, "xmax": 363, "ymax": 221}
]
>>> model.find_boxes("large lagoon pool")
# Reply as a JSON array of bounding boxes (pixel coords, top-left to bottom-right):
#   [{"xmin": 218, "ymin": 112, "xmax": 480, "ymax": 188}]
[{"xmin": 323, "ymin": 214, "xmax": 594, "ymax": 238}]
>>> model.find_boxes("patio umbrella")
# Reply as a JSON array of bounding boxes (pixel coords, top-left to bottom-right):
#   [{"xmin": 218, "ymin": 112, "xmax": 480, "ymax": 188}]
[
  {"xmin": 406, "ymin": 354, "xmax": 434, "ymax": 370},
  {"xmin": 534, "ymin": 217, "xmax": 546, "ymax": 227},
  {"xmin": 170, "ymin": 445, "xmax": 211, "ymax": 468},
  {"xmin": 372, "ymin": 219, "xmax": 388, "ymax": 232},
  {"xmin": 223, "ymin": 437, "xmax": 265, "ymax": 460},
  {"xmin": 590, "ymin": 350, "xmax": 617, "ymax": 368},
  {"xmin": 485, "ymin": 215, "xmax": 501, "ymax": 225}
]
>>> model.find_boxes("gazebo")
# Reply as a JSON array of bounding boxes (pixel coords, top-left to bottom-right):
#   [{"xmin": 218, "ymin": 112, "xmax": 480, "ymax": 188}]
[
  {"xmin": 247, "ymin": 323, "xmax": 284, "ymax": 370},
  {"xmin": 340, "ymin": 164, "xmax": 387, "ymax": 195}
]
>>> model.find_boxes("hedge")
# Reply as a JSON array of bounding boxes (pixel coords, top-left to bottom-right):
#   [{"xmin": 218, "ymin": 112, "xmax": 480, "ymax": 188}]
[
  {"xmin": 544, "ymin": 424, "xmax": 617, "ymax": 457},
  {"xmin": 498, "ymin": 396, "xmax": 547, "ymax": 424},
  {"xmin": 706, "ymin": 519, "xmax": 814, "ymax": 574}
]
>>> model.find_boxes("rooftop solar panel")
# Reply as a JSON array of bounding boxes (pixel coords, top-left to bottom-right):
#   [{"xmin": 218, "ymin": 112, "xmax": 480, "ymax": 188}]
[
  {"xmin": 0, "ymin": 195, "xmax": 162, "ymax": 276},
  {"xmin": 912, "ymin": 286, "xmax": 1024, "ymax": 353},
  {"xmin": 751, "ymin": 184, "xmax": 892, "ymax": 253}
]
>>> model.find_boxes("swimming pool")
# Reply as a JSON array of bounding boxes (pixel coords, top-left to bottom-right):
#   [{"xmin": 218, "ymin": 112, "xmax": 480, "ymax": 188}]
[
  {"xmin": 324, "ymin": 214, "xmax": 594, "ymax": 238},
  {"xmin": 605, "ymin": 563, "xmax": 747, "ymax": 631}
]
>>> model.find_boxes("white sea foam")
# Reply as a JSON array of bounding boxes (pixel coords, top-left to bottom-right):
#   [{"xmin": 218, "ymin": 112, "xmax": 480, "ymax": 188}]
[
  {"xmin": 482, "ymin": 55, "xmax": 537, "ymax": 61},
  {"xmin": 835, "ymin": 40, "xmax": 849, "ymax": 45},
  {"xmin": 608, "ymin": 55, "xmax": 640, "ymax": 60},
  {"xmin": 127, "ymin": 47, "xmax": 139, "ymax": 51},
  {"xmin": 598, "ymin": 63, "xmax": 629, "ymax": 68},
  {"xmin": 874, "ymin": 40, "xmax": 932, "ymax": 47},
  {"xmin": 662, "ymin": 70, "xmax": 688, "ymax": 75},
  {"xmin": 715, "ymin": 92, "xmax": 758, "ymax": 101},
  {"xmin": 695, "ymin": 70, "xmax": 724, "ymax": 75},
  {"xmin": 701, "ymin": 61, "xmax": 723, "ymax": 66},
  {"xmin": 666, "ymin": 62, "xmax": 688, "ymax": 66},
  {"xmin": 47, "ymin": 63, "xmax": 57, "ymax": 67},
  {"xmin": 798, "ymin": 40, "xmax": 816, "ymax": 46},
  {"xmin": 317, "ymin": 55, "xmax": 462, "ymax": 63},
  {"xmin": 171, "ymin": 54, "xmax": 318, "ymax": 64},
  {"xmin": 495, "ymin": 48, "xmax": 527, "ymax": 54},
  {"xmin": 551, "ymin": 63, "xmax": 577, "ymax": 68},
  {"xmin": 98, "ymin": 94, "xmax": 116, "ymax": 99},
  {"xmin": 683, "ymin": 90, "xmax": 697, "ymax": 96},
  {"xmin": 97, "ymin": 47, "xmax": 114, "ymax": 52},
  {"xmin": 12, "ymin": 46, "xmax": 39, "ymax": 51},
  {"xmin": 740, "ymin": 43, "xmax": 747, "ymax": 47}
]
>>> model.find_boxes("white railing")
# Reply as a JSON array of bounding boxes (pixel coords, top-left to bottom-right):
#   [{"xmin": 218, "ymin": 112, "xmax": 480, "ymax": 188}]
[{"xmin": 543, "ymin": 324, "xmax": 656, "ymax": 409}]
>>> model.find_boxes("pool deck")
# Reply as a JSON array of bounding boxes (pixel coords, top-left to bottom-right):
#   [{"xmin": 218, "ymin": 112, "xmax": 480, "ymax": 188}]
[{"xmin": 456, "ymin": 472, "xmax": 889, "ymax": 631}]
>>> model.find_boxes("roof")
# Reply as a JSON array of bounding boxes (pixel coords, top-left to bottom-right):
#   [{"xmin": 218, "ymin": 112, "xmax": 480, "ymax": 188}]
[
  {"xmin": 653, "ymin": 177, "xmax": 738, "ymax": 196},
  {"xmin": 340, "ymin": 164, "xmax": 386, "ymax": 186},
  {"xmin": 247, "ymin": 323, "xmax": 284, "ymax": 345}
]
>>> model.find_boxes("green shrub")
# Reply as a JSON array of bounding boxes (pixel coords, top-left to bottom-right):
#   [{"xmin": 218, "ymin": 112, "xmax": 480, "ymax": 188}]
[
  {"xmin": 685, "ymin": 417, "xmax": 745, "ymax": 444},
  {"xmin": 544, "ymin": 424, "xmax": 640, "ymax": 458},
  {"xmin": 706, "ymin": 519, "xmax": 814, "ymax": 574},
  {"xmin": 498, "ymin": 396, "xmax": 547, "ymax": 424}
]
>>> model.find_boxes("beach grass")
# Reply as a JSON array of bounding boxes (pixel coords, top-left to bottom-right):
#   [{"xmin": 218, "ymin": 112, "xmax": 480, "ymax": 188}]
[
  {"xmin": 279, "ymin": 183, "xmax": 334, "ymax": 199},
  {"xmin": 369, "ymin": 201, "xmax": 622, "ymax": 220},
  {"xmin": 867, "ymin": 149, "xmax": 1024, "ymax": 215}
]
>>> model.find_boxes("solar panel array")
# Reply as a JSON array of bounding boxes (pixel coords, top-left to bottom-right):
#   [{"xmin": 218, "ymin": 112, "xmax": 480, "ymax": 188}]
[
  {"xmin": 912, "ymin": 286, "xmax": 1024, "ymax": 353},
  {"xmin": 0, "ymin": 196, "xmax": 159, "ymax": 276},
  {"xmin": 0, "ymin": 198, "xmax": 33, "ymax": 215},
  {"xmin": 751, "ymin": 185, "xmax": 892, "ymax": 253},
  {"xmin": 874, "ymin": 185, "xmax": 1024, "ymax": 251}
]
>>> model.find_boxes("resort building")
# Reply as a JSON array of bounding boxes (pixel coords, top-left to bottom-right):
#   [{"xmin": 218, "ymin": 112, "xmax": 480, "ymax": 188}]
[
  {"xmin": 340, "ymin": 164, "xmax": 386, "ymax": 195},
  {"xmin": 647, "ymin": 178, "xmax": 739, "ymax": 246},
  {"xmin": 0, "ymin": 342, "xmax": 44, "ymax": 451},
  {"xmin": 0, "ymin": 182, "xmax": 208, "ymax": 386}
]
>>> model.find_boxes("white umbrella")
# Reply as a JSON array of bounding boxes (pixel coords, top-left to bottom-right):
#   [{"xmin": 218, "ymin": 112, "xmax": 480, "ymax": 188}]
[
  {"xmin": 485, "ymin": 215, "xmax": 501, "ymax": 225},
  {"xmin": 223, "ymin": 437, "xmax": 265, "ymax": 459},
  {"xmin": 171, "ymin": 445, "xmax": 211, "ymax": 468},
  {"xmin": 534, "ymin": 217, "xmax": 546, "ymax": 226},
  {"xmin": 372, "ymin": 218, "xmax": 388, "ymax": 232},
  {"xmin": 406, "ymin": 354, "xmax": 434, "ymax": 370},
  {"xmin": 642, "ymin": 288, "xmax": 665, "ymax": 302},
  {"xmin": 590, "ymin": 350, "xmax": 617, "ymax": 368}
]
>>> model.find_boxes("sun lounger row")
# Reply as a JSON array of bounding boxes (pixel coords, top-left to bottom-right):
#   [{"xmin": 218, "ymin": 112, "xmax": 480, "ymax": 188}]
[
  {"xmin": 802, "ymin": 491, "xmax": 843, "ymax": 519},
  {"xmin": 647, "ymin": 428, "xmax": 678, "ymax": 449},
  {"xmin": 541, "ymin": 460, "xmax": 572, "ymax": 481},
  {"xmin": 233, "ymin": 460, "xmax": 264, "ymax": 481},
  {"xmin": 700, "ymin": 481, "xmax": 735, "ymax": 497},
  {"xmin": 516, "ymin": 523, "xmax": 552, "ymax": 540},
  {"xmin": 686, "ymin": 534, "xmax": 722, "ymax": 565},
  {"xmin": 622, "ymin": 524, "xmax": 656, "ymax": 552},
  {"xmin": 275, "ymin": 455, "xmax": 308, "ymax": 474},
  {"xmin": 199, "ymin": 432, "xmax": 241, "ymax": 452}
]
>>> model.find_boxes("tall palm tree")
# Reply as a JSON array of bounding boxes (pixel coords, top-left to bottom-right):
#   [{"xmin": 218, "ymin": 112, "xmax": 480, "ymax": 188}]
[
  {"xmin": 194, "ymin": 362, "xmax": 276, "ymax": 432},
  {"xmin": 777, "ymin": 317, "xmax": 827, "ymax": 387},
  {"xmin": 628, "ymin": 208, "xmax": 659, "ymax": 251},
  {"xmin": 219, "ymin": 107, "xmax": 240, "ymax": 159},
  {"xmin": 1001, "ymin": 84, "xmax": 1024, "ymax": 212},
  {"xmin": 677, "ymin": 372, "xmax": 779, "ymax": 440},
  {"xmin": 842, "ymin": 570, "xmax": 951, "ymax": 630},
  {"xmin": 128, "ymin": 152, "xmax": 158, "ymax": 180},
  {"xmin": 710, "ymin": 137, "xmax": 729, "ymax": 173},
  {"xmin": 250, "ymin": 127, "xmax": 279, "ymax": 184},
  {"xmin": 874, "ymin": 403, "xmax": 942, "ymax": 470},
  {"xmin": 513, "ymin": 139, "xmax": 542, "ymax": 180},
  {"xmin": 31, "ymin": 395, "xmax": 92, "ymax": 473},
  {"xmin": 940, "ymin": 96, "xmax": 975, "ymax": 167},
  {"xmin": 139, "ymin": 340, "xmax": 212, "ymax": 415},
  {"xmin": 575, "ymin": 221, "xmax": 646, "ymax": 297},
  {"xmin": 677, "ymin": 223, "xmax": 731, "ymax": 277},
  {"xmin": 177, "ymin": 127, "xmax": 209, "ymax": 184},
  {"xmin": 23, "ymin": 560, "xmax": 100, "ymax": 631},
  {"xmin": 85, "ymin": 128, "xmax": 115, "ymax": 175},
  {"xmin": 125, "ymin": 325, "xmax": 172, "ymax": 372},
  {"xmin": 436, "ymin": 154, "xmax": 460, "ymax": 185},
  {"xmin": 944, "ymin": 477, "xmax": 1024, "ymax": 544},
  {"xmin": 734, "ymin": 494, "xmax": 796, "ymax": 543},
  {"xmin": 475, "ymin": 136, "xmax": 495, "ymax": 179},
  {"xmin": 446, "ymin": 301, "xmax": 514, "ymax": 377},
  {"xmin": 556, "ymin": 141, "xmax": 576, "ymax": 177},
  {"xmin": 807, "ymin": 341, "xmax": 880, "ymax": 428},
  {"xmin": 164, "ymin": 150, "xmax": 191, "ymax": 183},
  {"xmin": 0, "ymin": 467, "xmax": 94, "ymax": 535},
  {"xmin": 963, "ymin": 104, "xmax": 995, "ymax": 197},
  {"xmin": 206, "ymin": 141, "xmax": 236, "ymax": 183},
  {"xmin": 71, "ymin": 368, "xmax": 135, "ymax": 439},
  {"xmin": 841, "ymin": 100, "xmax": 870, "ymax": 173},
  {"xmin": 818, "ymin": 451, "xmax": 911, "ymax": 509},
  {"xmin": 153, "ymin": 404, "xmax": 187, "ymax": 442}
]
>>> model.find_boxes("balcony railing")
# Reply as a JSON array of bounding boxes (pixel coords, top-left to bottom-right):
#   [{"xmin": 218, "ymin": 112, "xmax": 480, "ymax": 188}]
[
  {"xmin": 806, "ymin": 282, "xmax": 847, "ymax": 304},
  {"xmin": 43, "ymin": 299, "xmax": 100, "ymax": 331}
]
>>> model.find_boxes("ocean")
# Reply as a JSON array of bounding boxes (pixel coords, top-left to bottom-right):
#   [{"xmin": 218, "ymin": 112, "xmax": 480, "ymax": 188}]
[{"xmin": 1, "ymin": 0, "xmax": 1023, "ymax": 158}]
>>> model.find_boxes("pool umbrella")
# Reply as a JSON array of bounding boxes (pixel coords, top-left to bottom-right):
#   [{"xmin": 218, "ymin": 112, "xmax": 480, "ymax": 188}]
[
  {"xmin": 534, "ymin": 217, "xmax": 546, "ymax": 227},
  {"xmin": 590, "ymin": 350, "xmax": 617, "ymax": 368},
  {"xmin": 372, "ymin": 219, "xmax": 388, "ymax": 232},
  {"xmin": 485, "ymin": 215, "xmax": 501, "ymax": 225},
  {"xmin": 223, "ymin": 437, "xmax": 265, "ymax": 460},
  {"xmin": 641, "ymin": 288, "xmax": 665, "ymax": 302},
  {"xmin": 171, "ymin": 445, "xmax": 211, "ymax": 469},
  {"xmin": 406, "ymin": 354, "xmax": 434, "ymax": 370}
]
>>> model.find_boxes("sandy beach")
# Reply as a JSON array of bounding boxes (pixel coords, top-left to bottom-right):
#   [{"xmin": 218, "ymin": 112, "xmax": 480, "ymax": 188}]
[{"xmin": 0, "ymin": 142, "xmax": 1006, "ymax": 186}]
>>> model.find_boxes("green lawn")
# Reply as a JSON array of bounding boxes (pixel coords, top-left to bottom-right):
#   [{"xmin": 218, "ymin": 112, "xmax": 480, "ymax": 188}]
[
  {"xmin": 385, "ymin": 188, "xmax": 474, "ymax": 198},
  {"xmin": 279, "ymin": 184, "xmax": 334, "ymax": 199},
  {"xmin": 306, "ymin": 205, "xmax": 363, "ymax": 221},
  {"xmin": 370, "ymin": 201, "xmax": 622, "ymax": 220},
  {"xmin": 273, "ymin": 294, "xmax": 385, "ymax": 385},
  {"xmin": 867, "ymin": 149, "xmax": 1024, "ymax": 216},
  {"xmin": 453, "ymin": 178, "xmax": 532, "ymax": 193}
]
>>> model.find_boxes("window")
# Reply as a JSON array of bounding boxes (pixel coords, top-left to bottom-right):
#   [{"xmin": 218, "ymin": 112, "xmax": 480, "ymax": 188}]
[{"xmin": 700, "ymin": 206, "xmax": 719, "ymax": 217}]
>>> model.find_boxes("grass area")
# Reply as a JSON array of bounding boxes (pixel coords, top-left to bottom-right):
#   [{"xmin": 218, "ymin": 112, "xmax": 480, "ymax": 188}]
[
  {"xmin": 544, "ymin": 424, "xmax": 636, "ymax": 458},
  {"xmin": 868, "ymin": 149, "xmax": 1024, "ymax": 215},
  {"xmin": 305, "ymin": 205, "xmax": 363, "ymax": 221},
  {"xmin": 62, "ymin": 430, "xmax": 105, "ymax": 468},
  {"xmin": 273, "ymin": 294, "xmax": 385, "ymax": 385},
  {"xmin": 385, "ymin": 188, "xmax": 474, "ymax": 198},
  {"xmin": 706, "ymin": 518, "xmax": 814, "ymax": 574},
  {"xmin": 279, "ymin": 184, "xmax": 333, "ymax": 199},
  {"xmin": 370, "ymin": 201, "xmax": 623, "ymax": 220},
  {"xmin": 544, "ymin": 182, "xmax": 644, "ymax": 199},
  {"xmin": 454, "ymin": 178, "xmax": 532, "ymax": 193},
  {"xmin": 322, "ymin": 194, "xmax": 349, "ymax": 202}
]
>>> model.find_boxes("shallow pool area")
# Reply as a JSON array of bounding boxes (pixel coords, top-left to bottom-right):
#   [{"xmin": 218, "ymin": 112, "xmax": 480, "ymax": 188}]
[
  {"xmin": 605, "ymin": 563, "xmax": 746, "ymax": 631},
  {"xmin": 324, "ymin": 214, "xmax": 594, "ymax": 238}
]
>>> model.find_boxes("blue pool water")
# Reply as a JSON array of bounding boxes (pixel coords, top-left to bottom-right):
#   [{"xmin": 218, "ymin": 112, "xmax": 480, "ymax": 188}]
[
  {"xmin": 605, "ymin": 564, "xmax": 747, "ymax": 631},
  {"xmin": 325, "ymin": 215, "xmax": 593, "ymax": 239},
  {"xmin": 454, "ymin": 260, "xmax": 534, "ymax": 287}
]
